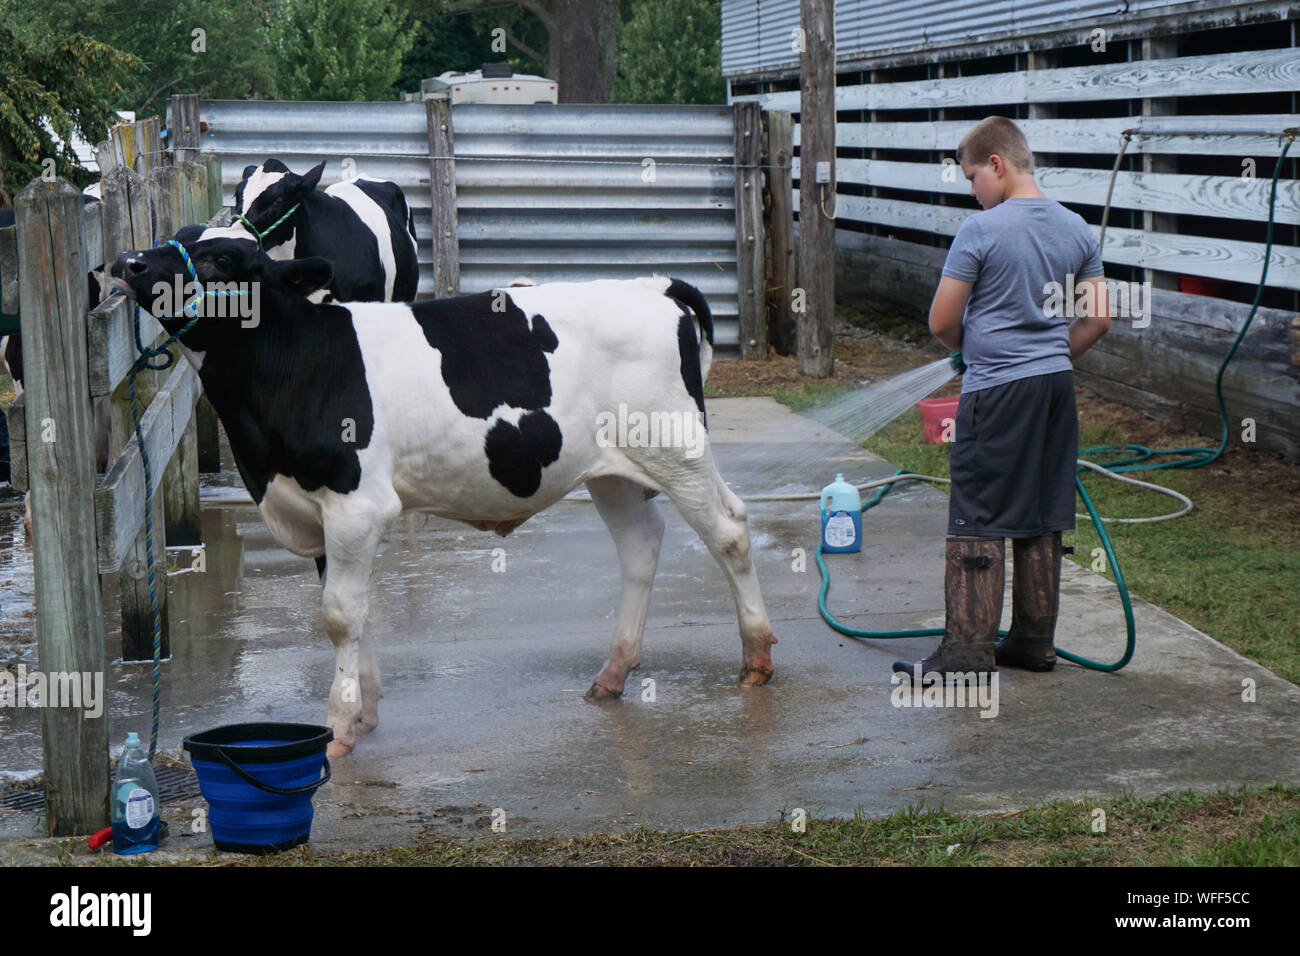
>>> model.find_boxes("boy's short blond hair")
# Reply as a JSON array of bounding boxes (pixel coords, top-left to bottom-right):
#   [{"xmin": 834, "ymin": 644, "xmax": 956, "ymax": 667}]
[{"xmin": 956, "ymin": 116, "xmax": 1035, "ymax": 173}]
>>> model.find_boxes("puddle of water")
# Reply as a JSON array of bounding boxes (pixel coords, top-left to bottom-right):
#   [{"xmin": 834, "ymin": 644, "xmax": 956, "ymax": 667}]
[{"xmin": 0, "ymin": 500, "xmax": 35, "ymax": 658}]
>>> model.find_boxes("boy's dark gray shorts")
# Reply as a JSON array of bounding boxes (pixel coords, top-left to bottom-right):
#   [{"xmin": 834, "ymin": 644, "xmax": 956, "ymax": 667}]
[{"xmin": 947, "ymin": 370, "xmax": 1077, "ymax": 538}]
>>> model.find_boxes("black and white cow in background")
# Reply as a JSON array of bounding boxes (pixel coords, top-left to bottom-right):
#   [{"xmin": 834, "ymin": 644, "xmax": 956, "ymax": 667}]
[
  {"xmin": 112, "ymin": 235, "xmax": 777, "ymax": 757},
  {"xmin": 188, "ymin": 158, "xmax": 419, "ymax": 303}
]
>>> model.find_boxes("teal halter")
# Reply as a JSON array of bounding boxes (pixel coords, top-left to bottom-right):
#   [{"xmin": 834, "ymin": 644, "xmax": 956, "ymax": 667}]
[
  {"xmin": 128, "ymin": 239, "xmax": 253, "ymax": 371},
  {"xmin": 233, "ymin": 202, "xmax": 300, "ymax": 248}
]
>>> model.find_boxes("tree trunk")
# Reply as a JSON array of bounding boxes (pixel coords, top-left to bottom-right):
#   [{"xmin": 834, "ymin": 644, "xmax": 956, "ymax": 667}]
[{"xmin": 547, "ymin": 0, "xmax": 620, "ymax": 103}]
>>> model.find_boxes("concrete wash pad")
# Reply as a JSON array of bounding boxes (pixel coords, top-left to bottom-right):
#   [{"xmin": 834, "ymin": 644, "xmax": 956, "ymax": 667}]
[{"xmin": 1, "ymin": 396, "xmax": 1298, "ymax": 857}]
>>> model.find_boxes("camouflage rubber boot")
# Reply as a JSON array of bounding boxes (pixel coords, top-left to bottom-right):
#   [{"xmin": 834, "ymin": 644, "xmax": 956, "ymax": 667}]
[
  {"xmin": 892, "ymin": 537, "xmax": 1003, "ymax": 682},
  {"xmin": 995, "ymin": 532, "xmax": 1062, "ymax": 672}
]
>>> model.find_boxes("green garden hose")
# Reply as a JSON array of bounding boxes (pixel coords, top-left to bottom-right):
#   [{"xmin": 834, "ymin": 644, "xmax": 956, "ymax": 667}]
[
  {"xmin": 1082, "ymin": 132, "xmax": 1294, "ymax": 474},
  {"xmin": 815, "ymin": 468, "xmax": 1135, "ymax": 671}
]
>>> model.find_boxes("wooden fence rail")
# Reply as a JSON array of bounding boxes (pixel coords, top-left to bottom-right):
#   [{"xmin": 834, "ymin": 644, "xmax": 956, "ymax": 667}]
[
  {"xmin": 742, "ymin": 44, "xmax": 1300, "ymax": 294},
  {"xmin": 747, "ymin": 47, "xmax": 1300, "ymax": 112}
]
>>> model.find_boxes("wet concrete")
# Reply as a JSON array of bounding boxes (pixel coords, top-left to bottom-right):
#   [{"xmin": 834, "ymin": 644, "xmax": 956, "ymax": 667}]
[{"xmin": 2, "ymin": 396, "xmax": 1298, "ymax": 860}]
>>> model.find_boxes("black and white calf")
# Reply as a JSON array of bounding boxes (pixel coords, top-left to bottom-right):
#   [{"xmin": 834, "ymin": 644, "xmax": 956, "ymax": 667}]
[
  {"xmin": 215, "ymin": 158, "xmax": 419, "ymax": 302},
  {"xmin": 111, "ymin": 236, "xmax": 776, "ymax": 757}
]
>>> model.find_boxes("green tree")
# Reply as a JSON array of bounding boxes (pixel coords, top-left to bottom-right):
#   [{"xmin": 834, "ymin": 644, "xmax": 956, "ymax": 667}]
[
  {"xmin": 122, "ymin": 0, "xmax": 279, "ymax": 107},
  {"xmin": 2, "ymin": 0, "xmax": 277, "ymax": 110},
  {"xmin": 0, "ymin": 25, "xmax": 139, "ymax": 201},
  {"xmin": 268, "ymin": 0, "xmax": 421, "ymax": 100},
  {"xmin": 613, "ymin": 0, "xmax": 723, "ymax": 105}
]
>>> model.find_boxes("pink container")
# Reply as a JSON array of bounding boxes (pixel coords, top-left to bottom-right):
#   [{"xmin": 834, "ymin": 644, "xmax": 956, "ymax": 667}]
[{"xmin": 918, "ymin": 396, "xmax": 960, "ymax": 444}]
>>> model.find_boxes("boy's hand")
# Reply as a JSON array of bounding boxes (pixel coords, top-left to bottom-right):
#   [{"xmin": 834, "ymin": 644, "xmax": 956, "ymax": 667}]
[
  {"xmin": 929, "ymin": 276, "xmax": 973, "ymax": 351},
  {"xmin": 1069, "ymin": 274, "xmax": 1111, "ymax": 359}
]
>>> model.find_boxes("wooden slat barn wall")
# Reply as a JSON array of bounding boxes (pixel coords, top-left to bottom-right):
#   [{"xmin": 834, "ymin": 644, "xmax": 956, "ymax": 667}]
[{"xmin": 736, "ymin": 19, "xmax": 1300, "ymax": 460}]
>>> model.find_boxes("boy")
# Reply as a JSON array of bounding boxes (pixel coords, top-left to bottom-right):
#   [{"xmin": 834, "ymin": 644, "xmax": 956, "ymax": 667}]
[{"xmin": 894, "ymin": 116, "xmax": 1111, "ymax": 681}]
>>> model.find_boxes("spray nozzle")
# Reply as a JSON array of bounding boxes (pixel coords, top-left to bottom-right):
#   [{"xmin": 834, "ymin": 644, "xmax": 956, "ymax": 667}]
[{"xmin": 949, "ymin": 351, "xmax": 967, "ymax": 375}]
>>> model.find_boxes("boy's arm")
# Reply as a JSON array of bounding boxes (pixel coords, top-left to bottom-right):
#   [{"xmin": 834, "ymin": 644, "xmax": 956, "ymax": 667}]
[
  {"xmin": 1068, "ymin": 274, "xmax": 1111, "ymax": 359},
  {"xmin": 929, "ymin": 276, "xmax": 973, "ymax": 351}
]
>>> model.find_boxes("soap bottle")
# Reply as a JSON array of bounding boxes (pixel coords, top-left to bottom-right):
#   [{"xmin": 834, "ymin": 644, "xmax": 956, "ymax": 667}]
[
  {"xmin": 820, "ymin": 474, "xmax": 862, "ymax": 554},
  {"xmin": 111, "ymin": 732, "xmax": 161, "ymax": 854}
]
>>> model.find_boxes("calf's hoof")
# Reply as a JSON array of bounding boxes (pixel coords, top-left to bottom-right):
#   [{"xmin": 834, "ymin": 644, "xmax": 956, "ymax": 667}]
[
  {"xmin": 584, "ymin": 682, "xmax": 623, "ymax": 702},
  {"xmin": 326, "ymin": 735, "xmax": 356, "ymax": 758},
  {"xmin": 737, "ymin": 664, "xmax": 774, "ymax": 687},
  {"xmin": 356, "ymin": 710, "xmax": 380, "ymax": 735}
]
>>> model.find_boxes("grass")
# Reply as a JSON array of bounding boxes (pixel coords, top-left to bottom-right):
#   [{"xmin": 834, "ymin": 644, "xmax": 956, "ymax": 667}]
[{"xmin": 106, "ymin": 782, "xmax": 1297, "ymax": 866}]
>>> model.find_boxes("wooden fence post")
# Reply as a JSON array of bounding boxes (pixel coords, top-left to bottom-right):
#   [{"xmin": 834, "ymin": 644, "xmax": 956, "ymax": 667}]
[
  {"xmin": 426, "ymin": 98, "xmax": 459, "ymax": 296},
  {"xmin": 763, "ymin": 109, "xmax": 796, "ymax": 356},
  {"xmin": 1142, "ymin": 37, "xmax": 1181, "ymax": 292},
  {"xmin": 733, "ymin": 101, "xmax": 767, "ymax": 359},
  {"xmin": 195, "ymin": 154, "xmax": 226, "ymax": 473},
  {"xmin": 195, "ymin": 397, "xmax": 222, "ymax": 474},
  {"xmin": 181, "ymin": 164, "xmax": 212, "ymax": 518},
  {"xmin": 180, "ymin": 161, "xmax": 208, "ymax": 221},
  {"xmin": 133, "ymin": 116, "xmax": 163, "ymax": 175},
  {"xmin": 102, "ymin": 166, "xmax": 171, "ymax": 662},
  {"xmin": 797, "ymin": 0, "xmax": 836, "ymax": 377},
  {"xmin": 169, "ymin": 94, "xmax": 202, "ymax": 165},
  {"xmin": 204, "ymin": 155, "xmax": 224, "ymax": 217},
  {"xmin": 93, "ymin": 139, "xmax": 117, "ymax": 177},
  {"xmin": 154, "ymin": 164, "xmax": 203, "ymax": 546},
  {"xmin": 17, "ymin": 178, "xmax": 109, "ymax": 835},
  {"xmin": 106, "ymin": 124, "xmax": 136, "ymax": 173}
]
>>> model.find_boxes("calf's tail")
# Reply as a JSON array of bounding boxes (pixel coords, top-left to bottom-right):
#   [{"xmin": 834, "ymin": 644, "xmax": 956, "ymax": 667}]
[
  {"xmin": 665, "ymin": 277, "xmax": 714, "ymax": 382},
  {"xmin": 665, "ymin": 277, "xmax": 713, "ymax": 347}
]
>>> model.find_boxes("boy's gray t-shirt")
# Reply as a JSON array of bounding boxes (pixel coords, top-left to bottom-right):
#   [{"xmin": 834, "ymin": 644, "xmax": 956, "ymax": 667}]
[{"xmin": 941, "ymin": 197, "xmax": 1103, "ymax": 393}]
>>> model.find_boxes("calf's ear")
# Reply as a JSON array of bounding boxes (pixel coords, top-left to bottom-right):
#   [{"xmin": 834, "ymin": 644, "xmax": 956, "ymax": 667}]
[
  {"xmin": 268, "ymin": 256, "xmax": 333, "ymax": 298},
  {"xmin": 173, "ymin": 225, "xmax": 204, "ymax": 246},
  {"xmin": 298, "ymin": 161, "xmax": 326, "ymax": 194}
]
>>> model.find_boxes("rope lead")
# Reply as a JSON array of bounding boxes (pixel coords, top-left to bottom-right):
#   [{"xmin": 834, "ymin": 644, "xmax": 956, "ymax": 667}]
[{"xmin": 127, "ymin": 239, "xmax": 244, "ymax": 758}]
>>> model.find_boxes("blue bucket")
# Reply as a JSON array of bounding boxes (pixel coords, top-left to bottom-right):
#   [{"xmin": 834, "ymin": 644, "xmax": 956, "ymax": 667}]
[{"xmin": 183, "ymin": 723, "xmax": 332, "ymax": 854}]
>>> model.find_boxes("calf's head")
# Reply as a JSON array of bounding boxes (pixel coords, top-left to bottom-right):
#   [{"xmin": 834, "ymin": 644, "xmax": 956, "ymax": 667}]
[
  {"xmin": 234, "ymin": 158, "xmax": 324, "ymax": 244},
  {"xmin": 110, "ymin": 232, "xmax": 333, "ymax": 343}
]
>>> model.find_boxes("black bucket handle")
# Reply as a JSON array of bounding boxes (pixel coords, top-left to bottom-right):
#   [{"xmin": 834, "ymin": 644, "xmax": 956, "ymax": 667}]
[{"xmin": 212, "ymin": 746, "xmax": 331, "ymax": 796}]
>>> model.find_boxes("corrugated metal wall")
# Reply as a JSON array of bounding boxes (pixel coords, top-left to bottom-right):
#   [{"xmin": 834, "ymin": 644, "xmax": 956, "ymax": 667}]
[
  {"xmin": 195, "ymin": 100, "xmax": 741, "ymax": 348},
  {"xmin": 722, "ymin": 0, "xmax": 1188, "ymax": 77},
  {"xmin": 196, "ymin": 99, "xmax": 437, "ymax": 294},
  {"xmin": 453, "ymin": 104, "xmax": 738, "ymax": 346}
]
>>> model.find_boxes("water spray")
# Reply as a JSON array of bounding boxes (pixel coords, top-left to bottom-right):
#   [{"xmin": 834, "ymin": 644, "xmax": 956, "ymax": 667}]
[{"xmin": 806, "ymin": 352, "xmax": 965, "ymax": 445}]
